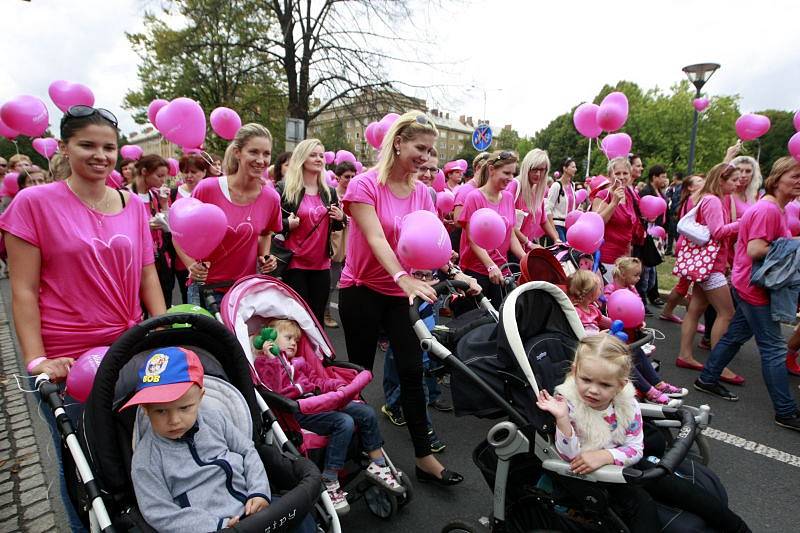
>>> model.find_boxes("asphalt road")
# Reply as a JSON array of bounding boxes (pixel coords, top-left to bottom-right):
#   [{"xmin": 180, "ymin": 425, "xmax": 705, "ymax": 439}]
[{"xmin": 324, "ymin": 301, "xmax": 800, "ymax": 533}]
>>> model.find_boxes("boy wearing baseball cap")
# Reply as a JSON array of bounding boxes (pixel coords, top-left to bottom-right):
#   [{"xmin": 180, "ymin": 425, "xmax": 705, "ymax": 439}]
[{"xmin": 124, "ymin": 346, "xmax": 270, "ymax": 531}]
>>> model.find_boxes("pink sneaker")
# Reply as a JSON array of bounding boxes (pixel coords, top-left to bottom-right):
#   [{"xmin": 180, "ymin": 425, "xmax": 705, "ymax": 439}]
[
  {"xmin": 655, "ymin": 382, "xmax": 688, "ymax": 398},
  {"xmin": 645, "ymin": 387, "xmax": 682, "ymax": 407},
  {"xmin": 696, "ymin": 323, "xmax": 706, "ymax": 334}
]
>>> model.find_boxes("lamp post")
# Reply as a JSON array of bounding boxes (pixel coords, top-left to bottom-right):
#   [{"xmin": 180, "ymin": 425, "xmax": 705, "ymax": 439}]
[{"xmin": 683, "ymin": 62, "xmax": 720, "ymax": 174}]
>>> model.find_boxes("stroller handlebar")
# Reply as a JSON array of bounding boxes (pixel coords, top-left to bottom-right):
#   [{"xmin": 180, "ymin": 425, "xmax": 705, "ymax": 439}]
[{"xmin": 408, "ymin": 280, "xmax": 472, "ymax": 323}]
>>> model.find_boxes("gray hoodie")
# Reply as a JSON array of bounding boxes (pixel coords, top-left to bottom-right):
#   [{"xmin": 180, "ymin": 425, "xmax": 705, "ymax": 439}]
[{"xmin": 132, "ymin": 406, "xmax": 270, "ymax": 532}]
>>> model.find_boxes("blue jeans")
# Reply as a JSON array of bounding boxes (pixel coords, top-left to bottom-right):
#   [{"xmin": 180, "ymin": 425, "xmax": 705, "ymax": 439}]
[
  {"xmin": 556, "ymin": 225, "xmax": 567, "ymax": 241},
  {"xmin": 295, "ymin": 402, "xmax": 383, "ymax": 472},
  {"xmin": 636, "ymin": 266, "xmax": 657, "ymax": 304},
  {"xmin": 700, "ymin": 290, "xmax": 798, "ymax": 417},
  {"xmin": 186, "ymin": 283, "xmax": 224, "ymax": 308}
]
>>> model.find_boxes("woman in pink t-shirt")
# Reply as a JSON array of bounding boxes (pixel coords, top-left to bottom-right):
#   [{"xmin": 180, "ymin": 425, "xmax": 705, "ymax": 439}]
[
  {"xmin": 731, "ymin": 155, "xmax": 762, "ymax": 217},
  {"xmin": 276, "ymin": 139, "xmax": 345, "ymax": 324},
  {"xmin": 340, "ymin": 111, "xmax": 479, "ymax": 486},
  {"xmin": 458, "ymin": 150, "xmax": 526, "ymax": 308},
  {"xmin": 676, "ymin": 163, "xmax": 742, "ymax": 383},
  {"xmin": 176, "ymin": 124, "xmax": 282, "ymax": 307},
  {"xmin": 697, "ymin": 157, "xmax": 800, "ymax": 427},
  {"xmin": 592, "ymin": 157, "xmax": 643, "ymax": 281},
  {"xmin": 515, "ymin": 148, "xmax": 560, "ymax": 249}
]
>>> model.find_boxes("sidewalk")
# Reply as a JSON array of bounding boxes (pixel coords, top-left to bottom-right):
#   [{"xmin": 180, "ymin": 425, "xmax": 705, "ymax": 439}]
[{"xmin": 0, "ymin": 280, "xmax": 66, "ymax": 532}]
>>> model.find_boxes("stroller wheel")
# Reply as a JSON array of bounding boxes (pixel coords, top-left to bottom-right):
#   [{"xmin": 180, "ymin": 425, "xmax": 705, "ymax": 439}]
[
  {"xmin": 364, "ymin": 485, "xmax": 398, "ymax": 519},
  {"xmin": 441, "ymin": 518, "xmax": 484, "ymax": 533},
  {"xmin": 396, "ymin": 471, "xmax": 414, "ymax": 507}
]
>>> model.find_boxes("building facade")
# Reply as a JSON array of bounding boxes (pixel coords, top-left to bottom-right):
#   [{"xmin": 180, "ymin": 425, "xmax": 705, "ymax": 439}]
[{"xmin": 127, "ymin": 127, "xmax": 179, "ymax": 159}]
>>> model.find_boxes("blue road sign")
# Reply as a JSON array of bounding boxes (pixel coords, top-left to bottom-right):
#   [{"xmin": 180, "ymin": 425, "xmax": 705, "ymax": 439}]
[{"xmin": 472, "ymin": 124, "xmax": 493, "ymax": 151}]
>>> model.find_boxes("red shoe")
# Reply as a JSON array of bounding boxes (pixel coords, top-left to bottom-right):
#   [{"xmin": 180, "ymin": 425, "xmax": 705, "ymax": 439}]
[
  {"xmin": 675, "ymin": 358, "xmax": 704, "ymax": 371},
  {"xmin": 788, "ymin": 351, "xmax": 800, "ymax": 377},
  {"xmin": 719, "ymin": 373, "xmax": 746, "ymax": 386},
  {"xmin": 659, "ymin": 313, "xmax": 683, "ymax": 324}
]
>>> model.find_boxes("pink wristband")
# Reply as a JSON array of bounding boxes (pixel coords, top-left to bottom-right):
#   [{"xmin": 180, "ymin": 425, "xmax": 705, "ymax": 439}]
[
  {"xmin": 392, "ymin": 270, "xmax": 408, "ymax": 283},
  {"xmin": 26, "ymin": 356, "xmax": 47, "ymax": 374}
]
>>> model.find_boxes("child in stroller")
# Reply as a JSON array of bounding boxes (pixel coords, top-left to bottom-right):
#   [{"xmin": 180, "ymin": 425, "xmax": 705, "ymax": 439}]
[
  {"xmin": 537, "ymin": 334, "xmax": 749, "ymax": 533},
  {"xmin": 253, "ymin": 318, "xmax": 405, "ymax": 515}
]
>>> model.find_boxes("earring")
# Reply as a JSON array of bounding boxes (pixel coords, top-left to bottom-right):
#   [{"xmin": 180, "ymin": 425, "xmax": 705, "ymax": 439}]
[{"xmin": 395, "ymin": 149, "xmax": 400, "ymax": 156}]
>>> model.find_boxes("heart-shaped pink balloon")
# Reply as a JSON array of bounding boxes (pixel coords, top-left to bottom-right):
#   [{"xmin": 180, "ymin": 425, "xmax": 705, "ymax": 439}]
[
  {"xmin": 155, "ymin": 98, "xmax": 206, "ymax": 149},
  {"xmin": 0, "ymin": 117, "xmax": 19, "ymax": 140},
  {"xmin": 789, "ymin": 131, "xmax": 800, "ymax": 163},
  {"xmin": 210, "ymin": 106, "xmax": 242, "ymax": 140},
  {"xmin": 48, "ymin": 80, "xmax": 95, "ymax": 113},
  {"xmin": 120, "ymin": 145, "xmax": 143, "ymax": 161},
  {"xmin": 167, "ymin": 157, "xmax": 180, "ymax": 177},
  {"xmin": 335, "ymin": 150, "xmax": 356, "ymax": 165},
  {"xmin": 601, "ymin": 133, "xmax": 633, "ymax": 159},
  {"xmin": 693, "ymin": 98, "xmax": 710, "ymax": 112},
  {"xmin": 793, "ymin": 110, "xmax": 800, "ymax": 132},
  {"xmin": 3, "ymin": 173, "xmax": 20, "ymax": 196},
  {"xmin": 573, "ymin": 103, "xmax": 602, "ymax": 138},
  {"xmin": 106, "ymin": 170, "xmax": 123, "ymax": 189},
  {"xmin": 32, "ymin": 138, "xmax": 59, "ymax": 159},
  {"xmin": 169, "ymin": 199, "xmax": 227, "ymax": 259},
  {"xmin": 147, "ymin": 99, "xmax": 169, "ymax": 125},
  {"xmin": 324, "ymin": 151, "xmax": 335, "ymax": 165},
  {"xmin": 0, "ymin": 95, "xmax": 49, "ymax": 137},
  {"xmin": 735, "ymin": 113, "xmax": 771, "ymax": 141}
]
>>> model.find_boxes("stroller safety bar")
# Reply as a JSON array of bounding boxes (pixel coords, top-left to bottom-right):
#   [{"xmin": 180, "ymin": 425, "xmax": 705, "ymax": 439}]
[{"xmin": 36, "ymin": 375, "xmax": 116, "ymax": 533}]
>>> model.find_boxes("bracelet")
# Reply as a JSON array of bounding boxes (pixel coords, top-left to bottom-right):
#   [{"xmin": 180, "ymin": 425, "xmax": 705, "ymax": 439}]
[
  {"xmin": 392, "ymin": 270, "xmax": 408, "ymax": 283},
  {"xmin": 487, "ymin": 264, "xmax": 498, "ymax": 273},
  {"xmin": 26, "ymin": 356, "xmax": 47, "ymax": 374}
]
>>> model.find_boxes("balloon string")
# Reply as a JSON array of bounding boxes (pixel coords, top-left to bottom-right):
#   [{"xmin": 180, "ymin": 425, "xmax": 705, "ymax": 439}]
[{"xmin": 12, "ymin": 140, "xmax": 19, "ymax": 156}]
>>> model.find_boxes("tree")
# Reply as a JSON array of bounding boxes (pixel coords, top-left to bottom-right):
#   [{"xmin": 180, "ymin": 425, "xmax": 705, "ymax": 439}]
[
  {"xmin": 315, "ymin": 121, "xmax": 352, "ymax": 154},
  {"xmin": 748, "ymin": 110, "xmax": 795, "ymax": 176}
]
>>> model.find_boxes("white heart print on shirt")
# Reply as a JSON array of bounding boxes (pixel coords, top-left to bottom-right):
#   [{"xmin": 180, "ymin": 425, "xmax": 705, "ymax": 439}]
[{"xmin": 91, "ymin": 234, "xmax": 134, "ymax": 280}]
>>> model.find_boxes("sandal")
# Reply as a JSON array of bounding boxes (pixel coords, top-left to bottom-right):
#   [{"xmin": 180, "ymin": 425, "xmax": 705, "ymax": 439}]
[
  {"xmin": 659, "ymin": 313, "xmax": 683, "ymax": 324},
  {"xmin": 415, "ymin": 466, "xmax": 464, "ymax": 486},
  {"xmin": 366, "ymin": 462, "xmax": 406, "ymax": 494}
]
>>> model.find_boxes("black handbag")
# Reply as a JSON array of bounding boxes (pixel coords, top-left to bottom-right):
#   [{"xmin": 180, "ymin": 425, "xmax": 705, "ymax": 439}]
[
  {"xmin": 269, "ymin": 237, "xmax": 294, "ymax": 278},
  {"xmin": 632, "ymin": 193, "xmax": 664, "ymax": 267}
]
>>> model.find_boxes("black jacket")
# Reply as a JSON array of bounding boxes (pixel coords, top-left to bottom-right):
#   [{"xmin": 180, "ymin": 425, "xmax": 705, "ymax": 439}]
[{"xmin": 275, "ymin": 181, "xmax": 345, "ymax": 260}]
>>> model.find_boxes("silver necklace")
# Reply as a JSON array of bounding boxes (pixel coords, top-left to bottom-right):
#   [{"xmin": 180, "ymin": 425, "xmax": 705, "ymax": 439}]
[{"xmin": 66, "ymin": 179, "xmax": 110, "ymax": 225}]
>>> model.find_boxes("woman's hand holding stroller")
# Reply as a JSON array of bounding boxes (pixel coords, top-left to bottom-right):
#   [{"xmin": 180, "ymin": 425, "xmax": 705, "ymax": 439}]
[
  {"xmin": 569, "ymin": 450, "xmax": 614, "ymax": 475},
  {"xmin": 453, "ymin": 271, "xmax": 483, "ymax": 296},
  {"xmin": 487, "ymin": 263, "xmax": 503, "ymax": 285},
  {"xmin": 29, "ymin": 356, "xmax": 74, "ymax": 381},
  {"xmin": 398, "ymin": 274, "xmax": 437, "ymax": 305},
  {"xmin": 188, "ymin": 261, "xmax": 210, "ymax": 282}
]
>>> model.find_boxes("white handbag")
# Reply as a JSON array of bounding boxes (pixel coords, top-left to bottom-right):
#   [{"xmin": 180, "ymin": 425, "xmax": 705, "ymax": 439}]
[{"xmin": 677, "ymin": 199, "xmax": 710, "ymax": 246}]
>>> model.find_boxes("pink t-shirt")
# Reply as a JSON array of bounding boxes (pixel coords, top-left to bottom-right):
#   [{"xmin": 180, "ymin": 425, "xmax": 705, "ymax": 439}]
[
  {"xmin": 192, "ymin": 177, "xmax": 282, "ymax": 285},
  {"xmin": 731, "ymin": 199, "xmax": 789, "ymax": 306},
  {"xmin": 458, "ymin": 188, "xmax": 516, "ymax": 275},
  {"xmin": 286, "ymin": 193, "xmax": 330, "ymax": 270},
  {"xmin": 0, "ymin": 182, "xmax": 154, "ymax": 360},
  {"xmin": 696, "ymin": 195, "xmax": 739, "ymax": 273},
  {"xmin": 603, "ymin": 281, "xmax": 636, "ymax": 299},
  {"xmin": 573, "ymin": 302, "xmax": 607, "ymax": 334},
  {"xmin": 595, "ymin": 188, "xmax": 640, "ymax": 264},
  {"xmin": 732, "ymin": 195, "xmax": 754, "ymax": 220},
  {"xmin": 454, "ymin": 180, "xmax": 477, "ymax": 208},
  {"xmin": 515, "ymin": 194, "xmax": 548, "ymax": 240},
  {"xmin": 340, "ymin": 170, "xmax": 436, "ymax": 297}
]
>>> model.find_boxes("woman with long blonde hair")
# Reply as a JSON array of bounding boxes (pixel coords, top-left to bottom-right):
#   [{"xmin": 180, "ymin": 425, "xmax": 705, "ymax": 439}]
[
  {"xmin": 276, "ymin": 138, "xmax": 345, "ymax": 323},
  {"xmin": 515, "ymin": 149, "xmax": 559, "ymax": 249}
]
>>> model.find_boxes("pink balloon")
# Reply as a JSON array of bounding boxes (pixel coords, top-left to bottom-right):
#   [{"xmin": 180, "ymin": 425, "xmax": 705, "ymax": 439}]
[
  {"xmin": 735, "ymin": 113, "xmax": 771, "ymax": 141},
  {"xmin": 789, "ymin": 131, "xmax": 800, "ymax": 163},
  {"xmin": 431, "ymin": 169, "xmax": 446, "ymax": 192},
  {"xmin": 597, "ymin": 102, "xmax": 627, "ymax": 132},
  {"xmin": 169, "ymin": 198, "xmax": 228, "ymax": 259},
  {"xmin": 106, "ymin": 170, "xmax": 123, "ymax": 189},
  {"xmin": 354, "ymin": 161, "xmax": 364, "ymax": 173},
  {"xmin": 566, "ymin": 212, "xmax": 605, "ymax": 253},
  {"xmin": 210, "ymin": 107, "xmax": 242, "ymax": 140},
  {"xmin": 469, "ymin": 208, "xmax": 506, "ymax": 250},
  {"xmin": 603, "ymin": 91, "xmax": 629, "ymax": 116},
  {"xmin": 575, "ymin": 189, "xmax": 588, "ymax": 204},
  {"xmin": 0, "ymin": 95, "xmax": 49, "ymax": 137},
  {"xmin": 32, "ymin": 138, "xmax": 58, "ymax": 159},
  {"xmin": 119, "ymin": 144, "xmax": 143, "ymax": 161},
  {"xmin": 167, "ymin": 157, "xmax": 180, "ymax": 177},
  {"xmin": 785, "ymin": 200, "xmax": 800, "ymax": 220},
  {"xmin": 794, "ymin": 110, "xmax": 800, "ymax": 132},
  {"xmin": 65, "ymin": 346, "xmax": 109, "ymax": 403},
  {"xmin": 789, "ymin": 217, "xmax": 800, "ymax": 237},
  {"xmin": 565, "ymin": 210, "xmax": 582, "ymax": 229},
  {"xmin": 398, "ymin": 210, "xmax": 452, "ymax": 270},
  {"xmin": 553, "ymin": 171, "xmax": 561, "ymax": 179},
  {"xmin": 648, "ymin": 225, "xmax": 667, "ymax": 239},
  {"xmin": 155, "ymin": 98, "xmax": 206, "ymax": 149},
  {"xmin": 607, "ymin": 288, "xmax": 645, "ymax": 328},
  {"xmin": 323, "ymin": 151, "xmax": 335, "ymax": 165},
  {"xmin": 170, "ymin": 196, "xmax": 201, "ymax": 216},
  {"xmin": 373, "ymin": 121, "xmax": 390, "ymax": 149},
  {"xmin": 326, "ymin": 170, "xmax": 338, "ymax": 188},
  {"xmin": 573, "ymin": 103, "xmax": 602, "ymax": 138},
  {"xmin": 3, "ymin": 173, "xmax": 20, "ymax": 196},
  {"xmin": 334, "ymin": 150, "xmax": 356, "ymax": 165},
  {"xmin": 147, "ymin": 99, "xmax": 169, "ymax": 125},
  {"xmin": 0, "ymin": 117, "xmax": 19, "ymax": 140},
  {"xmin": 639, "ymin": 195, "xmax": 667, "ymax": 220},
  {"xmin": 693, "ymin": 98, "xmax": 710, "ymax": 112},
  {"xmin": 380, "ymin": 112, "xmax": 401, "ymax": 130},
  {"xmin": 436, "ymin": 190, "xmax": 455, "ymax": 213},
  {"xmin": 48, "ymin": 80, "xmax": 95, "ymax": 113},
  {"xmin": 601, "ymin": 133, "xmax": 633, "ymax": 159},
  {"xmin": 364, "ymin": 122, "xmax": 380, "ymax": 149}
]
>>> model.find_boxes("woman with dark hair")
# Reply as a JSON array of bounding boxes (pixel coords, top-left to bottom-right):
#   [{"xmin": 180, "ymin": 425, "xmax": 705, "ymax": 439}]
[
  {"xmin": 130, "ymin": 154, "xmax": 174, "ymax": 307},
  {"xmin": 120, "ymin": 158, "xmax": 136, "ymax": 186},
  {"xmin": 271, "ymin": 151, "xmax": 292, "ymax": 185},
  {"xmin": 0, "ymin": 105, "xmax": 165, "ymax": 531},
  {"xmin": 546, "ymin": 156, "xmax": 578, "ymax": 241},
  {"xmin": 17, "ymin": 166, "xmax": 47, "ymax": 190}
]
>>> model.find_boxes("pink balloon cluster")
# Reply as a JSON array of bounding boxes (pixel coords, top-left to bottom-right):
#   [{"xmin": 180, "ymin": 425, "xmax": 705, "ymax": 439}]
[
  {"xmin": 65, "ymin": 346, "xmax": 109, "ymax": 403},
  {"xmin": 48, "ymin": 80, "xmax": 95, "ymax": 113},
  {"xmin": 0, "ymin": 95, "xmax": 49, "ymax": 137},
  {"xmin": 735, "ymin": 113, "xmax": 771, "ymax": 141},
  {"xmin": 107, "ymin": 170, "xmax": 124, "ymax": 189},
  {"xmin": 607, "ymin": 289, "xmax": 644, "ymax": 328},
  {"xmin": 364, "ymin": 113, "xmax": 401, "ymax": 149},
  {"xmin": 210, "ymin": 107, "xmax": 242, "ymax": 140},
  {"xmin": 154, "ymin": 98, "xmax": 206, "ymax": 149},
  {"xmin": 639, "ymin": 196, "xmax": 667, "ymax": 221},
  {"xmin": 566, "ymin": 211, "xmax": 605, "ymax": 254},
  {"xmin": 148, "ymin": 99, "xmax": 169, "ymax": 124},
  {"xmin": 32, "ymin": 138, "xmax": 58, "ymax": 159},
  {"xmin": 397, "ymin": 210, "xmax": 452, "ymax": 270},
  {"xmin": 693, "ymin": 98, "xmax": 710, "ymax": 112},
  {"xmin": 469, "ymin": 208, "xmax": 506, "ymax": 249},
  {"xmin": 169, "ymin": 198, "xmax": 227, "ymax": 259},
  {"xmin": 120, "ymin": 144, "xmax": 143, "ymax": 161}
]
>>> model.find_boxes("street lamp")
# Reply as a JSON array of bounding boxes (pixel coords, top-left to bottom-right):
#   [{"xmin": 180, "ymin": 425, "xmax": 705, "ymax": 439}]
[{"xmin": 683, "ymin": 62, "xmax": 720, "ymax": 174}]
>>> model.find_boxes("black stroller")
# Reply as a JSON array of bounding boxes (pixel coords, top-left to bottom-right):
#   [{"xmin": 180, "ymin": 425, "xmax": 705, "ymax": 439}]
[
  {"xmin": 37, "ymin": 312, "xmax": 324, "ymax": 532},
  {"xmin": 412, "ymin": 280, "xmax": 720, "ymax": 533}
]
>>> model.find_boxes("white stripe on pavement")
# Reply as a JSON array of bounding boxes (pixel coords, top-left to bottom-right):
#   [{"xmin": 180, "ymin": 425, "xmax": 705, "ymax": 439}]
[{"xmin": 702, "ymin": 427, "xmax": 800, "ymax": 468}]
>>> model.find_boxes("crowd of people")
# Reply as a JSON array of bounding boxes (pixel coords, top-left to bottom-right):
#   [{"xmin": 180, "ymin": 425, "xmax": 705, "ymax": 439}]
[{"xmin": 1, "ymin": 103, "xmax": 798, "ymax": 532}]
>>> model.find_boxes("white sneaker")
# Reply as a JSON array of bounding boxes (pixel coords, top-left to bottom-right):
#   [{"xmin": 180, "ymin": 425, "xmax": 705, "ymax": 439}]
[
  {"xmin": 365, "ymin": 462, "xmax": 406, "ymax": 494},
  {"xmin": 324, "ymin": 479, "xmax": 350, "ymax": 515}
]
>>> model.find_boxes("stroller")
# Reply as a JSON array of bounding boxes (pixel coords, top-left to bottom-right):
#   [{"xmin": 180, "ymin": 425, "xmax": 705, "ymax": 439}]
[
  {"xmin": 37, "ymin": 311, "xmax": 323, "ymax": 532},
  {"xmin": 219, "ymin": 275, "xmax": 413, "ymax": 519},
  {"xmin": 412, "ymin": 280, "xmax": 719, "ymax": 533}
]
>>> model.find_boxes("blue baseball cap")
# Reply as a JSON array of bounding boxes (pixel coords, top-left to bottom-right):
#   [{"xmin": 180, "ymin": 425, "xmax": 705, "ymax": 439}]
[{"xmin": 121, "ymin": 347, "xmax": 204, "ymax": 410}]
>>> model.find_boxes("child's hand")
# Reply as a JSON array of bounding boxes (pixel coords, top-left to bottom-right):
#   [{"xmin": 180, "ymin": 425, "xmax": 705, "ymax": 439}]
[
  {"xmin": 245, "ymin": 496, "xmax": 269, "ymax": 516},
  {"xmin": 536, "ymin": 390, "xmax": 568, "ymax": 420},
  {"xmin": 262, "ymin": 340, "xmax": 276, "ymax": 357},
  {"xmin": 570, "ymin": 450, "xmax": 614, "ymax": 475}
]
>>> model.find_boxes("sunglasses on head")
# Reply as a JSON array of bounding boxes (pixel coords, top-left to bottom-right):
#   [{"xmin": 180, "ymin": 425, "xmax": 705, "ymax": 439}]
[
  {"xmin": 61, "ymin": 105, "xmax": 118, "ymax": 128},
  {"xmin": 491, "ymin": 151, "xmax": 515, "ymax": 164}
]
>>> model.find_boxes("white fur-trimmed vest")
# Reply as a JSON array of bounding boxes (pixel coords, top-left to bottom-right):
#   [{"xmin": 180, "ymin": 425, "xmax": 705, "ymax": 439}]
[{"xmin": 554, "ymin": 376, "xmax": 637, "ymax": 453}]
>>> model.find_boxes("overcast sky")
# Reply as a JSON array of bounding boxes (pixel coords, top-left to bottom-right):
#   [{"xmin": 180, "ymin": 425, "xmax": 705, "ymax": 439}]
[{"xmin": 3, "ymin": 0, "xmax": 799, "ymax": 138}]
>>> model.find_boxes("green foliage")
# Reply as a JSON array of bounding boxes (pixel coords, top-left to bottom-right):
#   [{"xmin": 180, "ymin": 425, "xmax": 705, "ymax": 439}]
[
  {"xmin": 750, "ymin": 110, "xmax": 796, "ymax": 176},
  {"xmin": 315, "ymin": 121, "xmax": 353, "ymax": 154},
  {"xmin": 0, "ymin": 135, "xmax": 50, "ymax": 168}
]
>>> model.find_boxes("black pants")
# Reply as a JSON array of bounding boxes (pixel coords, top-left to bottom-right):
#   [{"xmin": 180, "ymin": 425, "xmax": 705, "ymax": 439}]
[
  {"xmin": 464, "ymin": 269, "xmax": 503, "ymax": 310},
  {"xmin": 174, "ymin": 268, "xmax": 189, "ymax": 305},
  {"xmin": 338, "ymin": 285, "xmax": 430, "ymax": 458},
  {"xmin": 283, "ymin": 268, "xmax": 330, "ymax": 324},
  {"xmin": 154, "ymin": 252, "xmax": 175, "ymax": 308}
]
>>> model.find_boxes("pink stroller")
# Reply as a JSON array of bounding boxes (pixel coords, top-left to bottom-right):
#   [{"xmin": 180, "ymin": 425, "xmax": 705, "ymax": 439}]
[{"xmin": 220, "ymin": 275, "xmax": 412, "ymax": 519}]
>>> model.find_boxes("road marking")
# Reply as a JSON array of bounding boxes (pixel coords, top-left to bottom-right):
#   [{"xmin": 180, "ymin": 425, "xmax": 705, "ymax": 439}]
[{"xmin": 702, "ymin": 427, "xmax": 800, "ymax": 468}]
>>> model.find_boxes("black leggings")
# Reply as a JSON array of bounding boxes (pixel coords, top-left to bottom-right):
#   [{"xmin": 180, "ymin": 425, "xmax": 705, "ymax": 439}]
[
  {"xmin": 338, "ymin": 285, "xmax": 430, "ymax": 458},
  {"xmin": 464, "ymin": 269, "xmax": 503, "ymax": 310},
  {"xmin": 283, "ymin": 268, "xmax": 330, "ymax": 324},
  {"xmin": 174, "ymin": 268, "xmax": 189, "ymax": 305}
]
